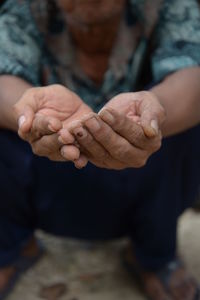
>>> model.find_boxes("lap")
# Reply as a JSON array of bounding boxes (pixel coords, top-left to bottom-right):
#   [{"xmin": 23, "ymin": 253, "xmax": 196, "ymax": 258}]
[{"xmin": 0, "ymin": 125, "xmax": 199, "ymax": 238}]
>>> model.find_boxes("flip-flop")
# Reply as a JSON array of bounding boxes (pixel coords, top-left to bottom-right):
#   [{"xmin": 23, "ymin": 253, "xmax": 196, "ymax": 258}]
[
  {"xmin": 121, "ymin": 248, "xmax": 200, "ymax": 300},
  {"xmin": 0, "ymin": 240, "xmax": 45, "ymax": 300}
]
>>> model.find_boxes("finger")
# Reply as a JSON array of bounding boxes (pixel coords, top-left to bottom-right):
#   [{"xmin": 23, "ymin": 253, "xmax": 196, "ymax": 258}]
[
  {"xmin": 72, "ymin": 126, "xmax": 109, "ymax": 160},
  {"xmin": 30, "ymin": 115, "xmax": 62, "ymax": 142},
  {"xmin": 31, "ymin": 133, "xmax": 63, "ymax": 157},
  {"xmin": 83, "ymin": 115, "xmax": 146, "ymax": 167},
  {"xmin": 74, "ymin": 154, "xmax": 89, "ymax": 169},
  {"xmin": 99, "ymin": 108, "xmax": 162, "ymax": 151},
  {"xmin": 14, "ymin": 88, "xmax": 43, "ymax": 133},
  {"xmin": 99, "ymin": 108, "xmax": 146, "ymax": 148},
  {"xmin": 19, "ymin": 115, "xmax": 62, "ymax": 143},
  {"xmin": 138, "ymin": 92, "xmax": 166, "ymax": 137},
  {"xmin": 61, "ymin": 145, "xmax": 80, "ymax": 161},
  {"xmin": 59, "ymin": 128, "xmax": 76, "ymax": 145},
  {"xmin": 17, "ymin": 104, "xmax": 35, "ymax": 134},
  {"xmin": 69, "ymin": 122, "xmax": 125, "ymax": 169}
]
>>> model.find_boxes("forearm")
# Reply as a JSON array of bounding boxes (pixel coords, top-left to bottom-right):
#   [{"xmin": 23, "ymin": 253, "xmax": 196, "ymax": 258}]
[
  {"xmin": 151, "ymin": 67, "xmax": 200, "ymax": 137},
  {"xmin": 0, "ymin": 75, "xmax": 32, "ymax": 131}
]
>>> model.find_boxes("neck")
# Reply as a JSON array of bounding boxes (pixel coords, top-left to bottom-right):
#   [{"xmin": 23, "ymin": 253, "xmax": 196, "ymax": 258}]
[{"xmin": 68, "ymin": 13, "xmax": 123, "ymax": 54}]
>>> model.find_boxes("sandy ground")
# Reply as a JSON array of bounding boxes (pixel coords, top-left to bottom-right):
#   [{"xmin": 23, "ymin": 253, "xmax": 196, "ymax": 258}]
[{"xmin": 6, "ymin": 209, "xmax": 200, "ymax": 300}]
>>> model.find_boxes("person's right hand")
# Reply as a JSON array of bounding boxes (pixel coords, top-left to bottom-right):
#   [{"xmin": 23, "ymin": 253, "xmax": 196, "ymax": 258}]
[{"xmin": 14, "ymin": 84, "xmax": 92, "ymax": 162}]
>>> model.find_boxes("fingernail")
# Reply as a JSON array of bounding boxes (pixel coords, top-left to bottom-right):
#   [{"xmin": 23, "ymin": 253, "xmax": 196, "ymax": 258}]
[
  {"xmin": 85, "ymin": 117, "xmax": 101, "ymax": 131},
  {"xmin": 58, "ymin": 136, "xmax": 65, "ymax": 144},
  {"xmin": 73, "ymin": 127, "xmax": 87, "ymax": 139},
  {"xmin": 48, "ymin": 124, "xmax": 56, "ymax": 132},
  {"xmin": 61, "ymin": 148, "xmax": 65, "ymax": 158},
  {"xmin": 18, "ymin": 115, "xmax": 26, "ymax": 128},
  {"xmin": 150, "ymin": 119, "xmax": 159, "ymax": 135},
  {"xmin": 99, "ymin": 109, "xmax": 115, "ymax": 124}
]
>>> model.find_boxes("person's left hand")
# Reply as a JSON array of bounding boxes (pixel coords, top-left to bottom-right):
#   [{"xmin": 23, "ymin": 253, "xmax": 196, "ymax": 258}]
[{"xmin": 60, "ymin": 91, "xmax": 166, "ymax": 169}]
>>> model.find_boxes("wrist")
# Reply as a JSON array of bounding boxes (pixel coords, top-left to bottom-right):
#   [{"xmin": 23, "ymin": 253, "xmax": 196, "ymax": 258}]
[
  {"xmin": 0, "ymin": 76, "xmax": 32, "ymax": 131},
  {"xmin": 0, "ymin": 98, "xmax": 18, "ymax": 131}
]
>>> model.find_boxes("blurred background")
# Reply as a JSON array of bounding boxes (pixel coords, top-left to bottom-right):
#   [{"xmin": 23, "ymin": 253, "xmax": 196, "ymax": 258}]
[{"xmin": 6, "ymin": 208, "xmax": 200, "ymax": 300}]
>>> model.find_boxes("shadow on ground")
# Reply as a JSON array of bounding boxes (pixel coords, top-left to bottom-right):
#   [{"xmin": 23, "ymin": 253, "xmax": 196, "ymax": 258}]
[{"xmin": 7, "ymin": 210, "xmax": 200, "ymax": 300}]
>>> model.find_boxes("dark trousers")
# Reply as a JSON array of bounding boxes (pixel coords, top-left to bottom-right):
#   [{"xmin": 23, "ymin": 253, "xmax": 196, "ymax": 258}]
[{"xmin": 0, "ymin": 126, "xmax": 199, "ymax": 270}]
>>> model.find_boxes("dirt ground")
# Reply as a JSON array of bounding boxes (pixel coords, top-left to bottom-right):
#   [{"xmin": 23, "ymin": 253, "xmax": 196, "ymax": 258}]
[{"xmin": 7, "ymin": 209, "xmax": 200, "ymax": 300}]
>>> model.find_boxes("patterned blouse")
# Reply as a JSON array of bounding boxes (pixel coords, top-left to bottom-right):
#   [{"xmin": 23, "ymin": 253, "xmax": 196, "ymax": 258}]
[{"xmin": 0, "ymin": 0, "xmax": 200, "ymax": 111}]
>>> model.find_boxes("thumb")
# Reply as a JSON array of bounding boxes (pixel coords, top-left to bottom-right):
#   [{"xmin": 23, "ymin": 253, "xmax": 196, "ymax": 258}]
[
  {"xmin": 141, "ymin": 111, "xmax": 159, "ymax": 138},
  {"xmin": 138, "ymin": 95, "xmax": 165, "ymax": 138},
  {"xmin": 14, "ymin": 88, "xmax": 43, "ymax": 134},
  {"xmin": 16, "ymin": 104, "xmax": 35, "ymax": 134}
]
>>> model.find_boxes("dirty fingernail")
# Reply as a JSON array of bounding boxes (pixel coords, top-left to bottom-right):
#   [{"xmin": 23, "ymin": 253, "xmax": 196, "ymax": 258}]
[
  {"xmin": 150, "ymin": 119, "xmax": 159, "ymax": 135},
  {"xmin": 73, "ymin": 127, "xmax": 87, "ymax": 139},
  {"xmin": 99, "ymin": 109, "xmax": 115, "ymax": 124},
  {"xmin": 18, "ymin": 115, "xmax": 26, "ymax": 128},
  {"xmin": 85, "ymin": 117, "xmax": 101, "ymax": 131}
]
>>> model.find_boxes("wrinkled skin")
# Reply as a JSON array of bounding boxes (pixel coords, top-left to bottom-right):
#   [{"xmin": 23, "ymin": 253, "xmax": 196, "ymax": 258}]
[
  {"xmin": 15, "ymin": 86, "xmax": 165, "ymax": 169},
  {"xmin": 14, "ymin": 85, "xmax": 92, "ymax": 162},
  {"xmin": 60, "ymin": 91, "xmax": 165, "ymax": 169}
]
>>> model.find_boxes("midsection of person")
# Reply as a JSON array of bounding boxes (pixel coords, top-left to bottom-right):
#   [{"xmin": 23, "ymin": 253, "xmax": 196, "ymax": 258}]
[{"xmin": 58, "ymin": 0, "xmax": 125, "ymax": 85}]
